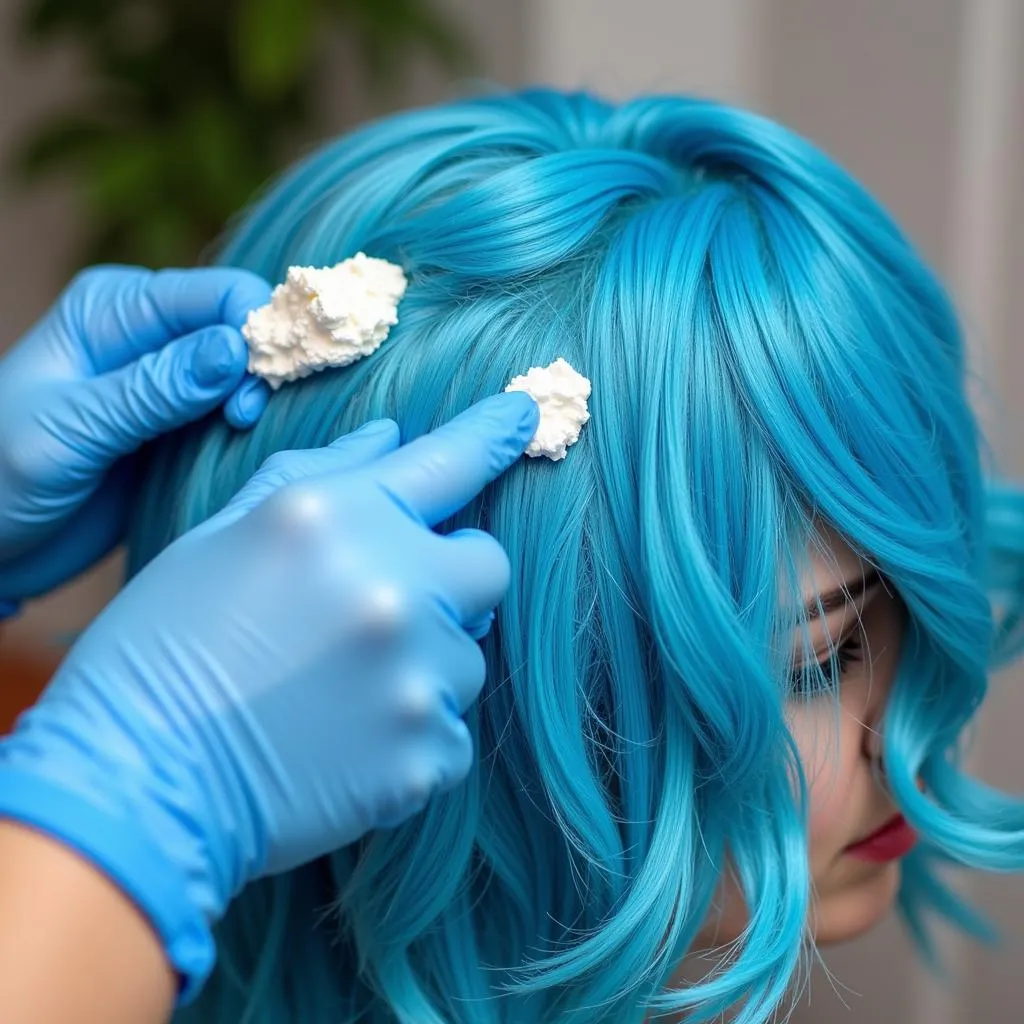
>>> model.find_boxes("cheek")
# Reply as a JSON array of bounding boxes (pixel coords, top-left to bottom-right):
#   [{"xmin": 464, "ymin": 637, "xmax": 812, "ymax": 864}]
[{"xmin": 786, "ymin": 705, "xmax": 862, "ymax": 853}]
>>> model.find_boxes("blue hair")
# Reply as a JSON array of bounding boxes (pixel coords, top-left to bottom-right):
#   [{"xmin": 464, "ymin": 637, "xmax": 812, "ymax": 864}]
[{"xmin": 127, "ymin": 89, "xmax": 1024, "ymax": 1023}]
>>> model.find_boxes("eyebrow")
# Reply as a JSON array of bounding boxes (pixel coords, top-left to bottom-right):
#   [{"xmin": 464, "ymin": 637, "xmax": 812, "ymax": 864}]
[{"xmin": 803, "ymin": 567, "xmax": 882, "ymax": 621}]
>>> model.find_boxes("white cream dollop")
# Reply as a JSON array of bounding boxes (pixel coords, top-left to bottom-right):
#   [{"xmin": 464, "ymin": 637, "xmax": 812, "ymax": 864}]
[
  {"xmin": 242, "ymin": 253, "xmax": 408, "ymax": 389},
  {"xmin": 504, "ymin": 357, "xmax": 592, "ymax": 461}
]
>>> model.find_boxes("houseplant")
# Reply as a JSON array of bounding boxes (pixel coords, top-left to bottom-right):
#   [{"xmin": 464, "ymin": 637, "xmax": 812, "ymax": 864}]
[{"xmin": 10, "ymin": 0, "xmax": 471, "ymax": 268}]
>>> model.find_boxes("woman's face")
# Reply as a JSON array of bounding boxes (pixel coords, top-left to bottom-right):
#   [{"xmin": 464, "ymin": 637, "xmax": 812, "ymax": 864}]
[{"xmin": 696, "ymin": 529, "xmax": 909, "ymax": 948}]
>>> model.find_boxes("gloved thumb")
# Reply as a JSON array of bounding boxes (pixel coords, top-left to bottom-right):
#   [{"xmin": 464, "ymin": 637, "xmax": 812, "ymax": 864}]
[
  {"xmin": 207, "ymin": 419, "xmax": 402, "ymax": 530},
  {"xmin": 70, "ymin": 326, "xmax": 250, "ymax": 463}
]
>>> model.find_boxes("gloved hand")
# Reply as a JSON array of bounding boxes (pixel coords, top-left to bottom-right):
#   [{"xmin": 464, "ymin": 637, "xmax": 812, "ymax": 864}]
[
  {"xmin": 0, "ymin": 391, "xmax": 539, "ymax": 1000},
  {"xmin": 0, "ymin": 265, "xmax": 272, "ymax": 605}
]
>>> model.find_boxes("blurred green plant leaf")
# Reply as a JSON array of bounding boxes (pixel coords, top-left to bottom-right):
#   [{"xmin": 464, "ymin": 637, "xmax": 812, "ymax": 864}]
[
  {"xmin": 136, "ymin": 205, "xmax": 191, "ymax": 267},
  {"xmin": 83, "ymin": 134, "xmax": 164, "ymax": 216},
  {"xmin": 11, "ymin": 115, "xmax": 115, "ymax": 177},
  {"xmin": 178, "ymin": 101, "xmax": 257, "ymax": 211},
  {"xmin": 19, "ymin": 0, "xmax": 118, "ymax": 39},
  {"xmin": 11, "ymin": 0, "xmax": 473, "ymax": 270},
  {"xmin": 234, "ymin": 0, "xmax": 319, "ymax": 99}
]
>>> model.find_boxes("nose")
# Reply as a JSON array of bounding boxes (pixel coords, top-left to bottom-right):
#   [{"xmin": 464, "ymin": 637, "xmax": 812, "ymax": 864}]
[
  {"xmin": 858, "ymin": 616, "xmax": 902, "ymax": 762},
  {"xmin": 862, "ymin": 720, "xmax": 884, "ymax": 767},
  {"xmin": 859, "ymin": 655, "xmax": 890, "ymax": 767}
]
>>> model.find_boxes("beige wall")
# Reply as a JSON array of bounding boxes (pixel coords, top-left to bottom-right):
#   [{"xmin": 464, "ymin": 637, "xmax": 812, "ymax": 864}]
[{"xmin": 2, "ymin": 1, "xmax": 1022, "ymax": 1019}]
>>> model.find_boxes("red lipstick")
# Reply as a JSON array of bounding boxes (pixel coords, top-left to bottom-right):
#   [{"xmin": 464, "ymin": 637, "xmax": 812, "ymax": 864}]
[{"xmin": 845, "ymin": 814, "xmax": 917, "ymax": 863}]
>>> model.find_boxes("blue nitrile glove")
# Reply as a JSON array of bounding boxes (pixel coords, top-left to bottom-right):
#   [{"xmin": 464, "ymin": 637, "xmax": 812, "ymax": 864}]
[
  {"xmin": 0, "ymin": 391, "xmax": 539, "ymax": 1001},
  {"xmin": 0, "ymin": 265, "xmax": 273, "ymax": 604}
]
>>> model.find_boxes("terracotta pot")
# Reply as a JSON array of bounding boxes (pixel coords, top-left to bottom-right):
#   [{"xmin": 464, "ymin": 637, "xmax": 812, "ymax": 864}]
[{"xmin": 0, "ymin": 642, "xmax": 56, "ymax": 734}]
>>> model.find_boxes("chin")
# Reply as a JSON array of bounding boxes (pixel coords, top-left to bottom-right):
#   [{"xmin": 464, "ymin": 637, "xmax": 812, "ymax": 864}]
[{"xmin": 812, "ymin": 860, "xmax": 902, "ymax": 946}]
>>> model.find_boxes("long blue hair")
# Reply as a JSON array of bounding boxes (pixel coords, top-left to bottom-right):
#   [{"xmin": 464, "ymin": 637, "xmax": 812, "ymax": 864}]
[{"xmin": 127, "ymin": 89, "xmax": 1024, "ymax": 1023}]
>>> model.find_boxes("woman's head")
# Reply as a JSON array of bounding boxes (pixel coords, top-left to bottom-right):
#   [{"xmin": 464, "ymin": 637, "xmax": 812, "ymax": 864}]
[
  {"xmin": 702, "ymin": 527, "xmax": 907, "ymax": 954},
  {"xmin": 133, "ymin": 90, "xmax": 1021, "ymax": 1024}
]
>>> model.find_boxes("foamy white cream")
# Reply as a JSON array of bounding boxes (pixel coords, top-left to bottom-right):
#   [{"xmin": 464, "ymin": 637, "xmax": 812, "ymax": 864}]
[
  {"xmin": 505, "ymin": 358, "xmax": 591, "ymax": 460},
  {"xmin": 243, "ymin": 253, "xmax": 408, "ymax": 389}
]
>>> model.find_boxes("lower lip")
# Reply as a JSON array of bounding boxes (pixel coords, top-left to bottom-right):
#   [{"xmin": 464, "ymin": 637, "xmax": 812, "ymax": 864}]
[{"xmin": 845, "ymin": 815, "xmax": 918, "ymax": 863}]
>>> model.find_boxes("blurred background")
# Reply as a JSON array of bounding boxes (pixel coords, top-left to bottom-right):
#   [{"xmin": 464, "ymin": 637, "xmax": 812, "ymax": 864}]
[{"xmin": 1, "ymin": 0, "xmax": 1022, "ymax": 1020}]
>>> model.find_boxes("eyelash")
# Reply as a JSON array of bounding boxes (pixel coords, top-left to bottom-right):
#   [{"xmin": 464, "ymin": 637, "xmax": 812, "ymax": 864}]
[{"xmin": 790, "ymin": 632, "xmax": 865, "ymax": 697}]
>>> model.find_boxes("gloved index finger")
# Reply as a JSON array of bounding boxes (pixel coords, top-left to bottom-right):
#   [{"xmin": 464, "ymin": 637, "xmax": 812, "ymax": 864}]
[
  {"xmin": 74, "ymin": 266, "xmax": 272, "ymax": 374},
  {"xmin": 365, "ymin": 392, "xmax": 539, "ymax": 527}
]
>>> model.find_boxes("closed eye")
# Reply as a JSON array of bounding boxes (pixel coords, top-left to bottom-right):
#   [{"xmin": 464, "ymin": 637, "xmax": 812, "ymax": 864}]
[{"xmin": 789, "ymin": 632, "xmax": 865, "ymax": 698}]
